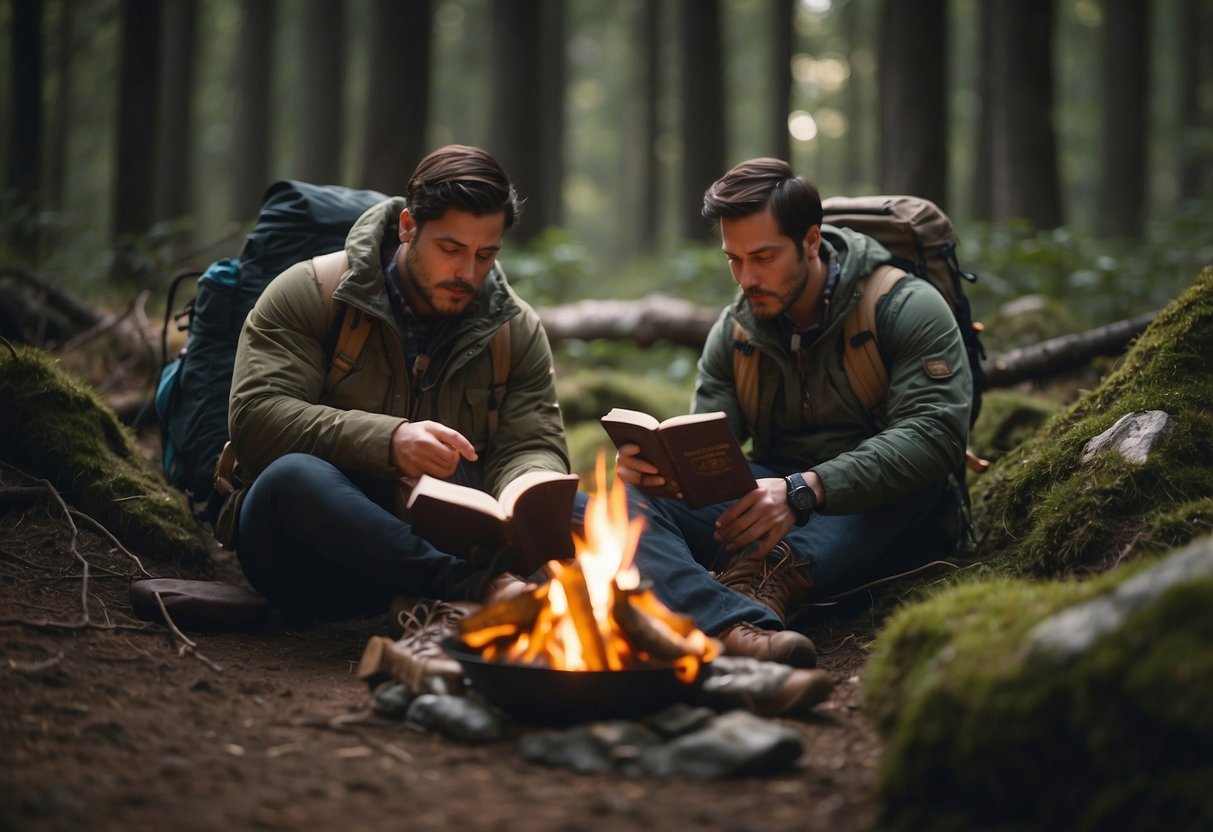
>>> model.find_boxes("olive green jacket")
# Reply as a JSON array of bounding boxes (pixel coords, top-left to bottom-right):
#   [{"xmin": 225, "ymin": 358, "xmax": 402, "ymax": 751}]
[
  {"xmin": 215, "ymin": 198, "xmax": 569, "ymax": 546},
  {"xmin": 692, "ymin": 224, "xmax": 971, "ymax": 515}
]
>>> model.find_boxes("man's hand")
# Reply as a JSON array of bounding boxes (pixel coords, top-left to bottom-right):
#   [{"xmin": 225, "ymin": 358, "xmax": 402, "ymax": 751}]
[
  {"xmin": 714, "ymin": 471, "xmax": 825, "ymax": 559},
  {"xmin": 391, "ymin": 420, "xmax": 477, "ymax": 480},
  {"xmin": 614, "ymin": 443, "xmax": 681, "ymax": 497}
]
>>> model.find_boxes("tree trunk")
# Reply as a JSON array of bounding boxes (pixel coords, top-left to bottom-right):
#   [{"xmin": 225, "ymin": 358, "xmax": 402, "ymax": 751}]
[
  {"xmin": 878, "ymin": 0, "xmax": 948, "ymax": 208},
  {"xmin": 1176, "ymin": 0, "xmax": 1207, "ymax": 204},
  {"xmin": 46, "ymin": 0, "xmax": 73, "ymax": 215},
  {"xmin": 153, "ymin": 0, "xmax": 198, "ymax": 247},
  {"xmin": 987, "ymin": 0, "xmax": 1062, "ymax": 229},
  {"xmin": 971, "ymin": 0, "xmax": 994, "ymax": 221},
  {"xmin": 679, "ymin": 0, "xmax": 725, "ymax": 241},
  {"xmin": 770, "ymin": 0, "xmax": 794, "ymax": 163},
  {"xmin": 112, "ymin": 0, "xmax": 162, "ymax": 284},
  {"xmin": 358, "ymin": 0, "xmax": 431, "ymax": 194},
  {"xmin": 229, "ymin": 0, "xmax": 276, "ymax": 222},
  {"xmin": 838, "ymin": 0, "xmax": 864, "ymax": 190},
  {"xmin": 1096, "ymin": 0, "xmax": 1150, "ymax": 240},
  {"xmin": 490, "ymin": 0, "xmax": 545, "ymax": 242},
  {"xmin": 6, "ymin": 0, "xmax": 43, "ymax": 257},
  {"xmin": 639, "ymin": 0, "xmax": 662, "ymax": 252},
  {"xmin": 537, "ymin": 0, "xmax": 566, "ymax": 234},
  {"xmin": 294, "ymin": 0, "xmax": 346, "ymax": 184}
]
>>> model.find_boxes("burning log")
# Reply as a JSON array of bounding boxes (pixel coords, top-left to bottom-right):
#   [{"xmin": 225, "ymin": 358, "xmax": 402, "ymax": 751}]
[
  {"xmin": 458, "ymin": 584, "xmax": 549, "ymax": 651},
  {"xmin": 612, "ymin": 581, "xmax": 719, "ymax": 662},
  {"xmin": 550, "ymin": 560, "xmax": 610, "ymax": 671}
]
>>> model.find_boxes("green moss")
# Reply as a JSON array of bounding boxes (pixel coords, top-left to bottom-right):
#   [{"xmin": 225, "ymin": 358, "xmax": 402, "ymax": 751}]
[
  {"xmin": 0, "ymin": 346, "xmax": 208, "ymax": 570},
  {"xmin": 556, "ymin": 367, "xmax": 693, "ymax": 425},
  {"xmin": 865, "ymin": 550, "xmax": 1213, "ymax": 830},
  {"xmin": 971, "ymin": 267, "xmax": 1213, "ymax": 576},
  {"xmin": 968, "ymin": 388, "xmax": 1061, "ymax": 466}
]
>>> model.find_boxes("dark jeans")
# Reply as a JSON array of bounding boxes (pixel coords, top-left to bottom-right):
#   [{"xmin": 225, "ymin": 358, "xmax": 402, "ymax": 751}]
[
  {"xmin": 235, "ymin": 453, "xmax": 489, "ymax": 619},
  {"xmin": 574, "ymin": 462, "xmax": 946, "ymax": 636}
]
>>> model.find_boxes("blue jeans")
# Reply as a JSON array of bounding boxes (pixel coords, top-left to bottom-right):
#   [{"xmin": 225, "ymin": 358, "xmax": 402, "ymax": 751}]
[
  {"xmin": 235, "ymin": 453, "xmax": 490, "ymax": 618},
  {"xmin": 574, "ymin": 463, "xmax": 946, "ymax": 635}
]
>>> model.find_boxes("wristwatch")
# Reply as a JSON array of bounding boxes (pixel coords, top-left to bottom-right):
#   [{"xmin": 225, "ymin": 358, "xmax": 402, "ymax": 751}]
[{"xmin": 785, "ymin": 472, "xmax": 817, "ymax": 527}]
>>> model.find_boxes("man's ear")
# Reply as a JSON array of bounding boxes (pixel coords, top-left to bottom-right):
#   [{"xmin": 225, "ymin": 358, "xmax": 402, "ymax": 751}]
[
  {"xmin": 803, "ymin": 225, "xmax": 821, "ymax": 259},
  {"xmin": 399, "ymin": 209, "xmax": 416, "ymax": 243}
]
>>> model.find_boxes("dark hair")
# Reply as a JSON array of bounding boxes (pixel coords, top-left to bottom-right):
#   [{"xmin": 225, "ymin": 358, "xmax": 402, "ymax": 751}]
[
  {"xmin": 405, "ymin": 144, "xmax": 523, "ymax": 230},
  {"xmin": 701, "ymin": 158, "xmax": 822, "ymax": 256}
]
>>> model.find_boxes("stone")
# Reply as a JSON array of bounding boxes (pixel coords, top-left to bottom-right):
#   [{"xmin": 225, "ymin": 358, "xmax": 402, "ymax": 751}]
[
  {"xmin": 638, "ymin": 710, "xmax": 803, "ymax": 779},
  {"xmin": 404, "ymin": 693, "xmax": 502, "ymax": 744},
  {"xmin": 1081, "ymin": 409, "xmax": 1173, "ymax": 465}
]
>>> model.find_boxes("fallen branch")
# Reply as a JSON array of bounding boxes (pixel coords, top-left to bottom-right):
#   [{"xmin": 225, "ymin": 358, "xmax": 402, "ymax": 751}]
[
  {"xmin": 36, "ymin": 478, "xmax": 91, "ymax": 624},
  {"xmin": 153, "ymin": 591, "xmax": 223, "ymax": 673},
  {"xmin": 981, "ymin": 312, "xmax": 1156, "ymax": 389},
  {"xmin": 5, "ymin": 652, "xmax": 65, "ymax": 673}
]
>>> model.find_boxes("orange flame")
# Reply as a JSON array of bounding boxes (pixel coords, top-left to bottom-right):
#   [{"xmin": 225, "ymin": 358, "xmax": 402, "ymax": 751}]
[{"xmin": 464, "ymin": 453, "xmax": 719, "ymax": 681}]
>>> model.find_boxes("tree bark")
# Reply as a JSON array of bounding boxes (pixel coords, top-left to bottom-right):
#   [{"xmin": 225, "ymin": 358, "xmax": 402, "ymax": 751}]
[
  {"xmin": 987, "ymin": 0, "xmax": 1062, "ymax": 229},
  {"xmin": 153, "ymin": 0, "xmax": 198, "ymax": 245},
  {"xmin": 229, "ymin": 0, "xmax": 276, "ymax": 222},
  {"xmin": 6, "ymin": 0, "xmax": 43, "ymax": 256},
  {"xmin": 770, "ymin": 0, "xmax": 794, "ymax": 163},
  {"xmin": 490, "ymin": 0, "xmax": 544, "ymax": 242},
  {"xmin": 112, "ymin": 0, "xmax": 162, "ymax": 284},
  {"xmin": 679, "ymin": 0, "xmax": 725, "ymax": 241},
  {"xmin": 1177, "ymin": 0, "xmax": 1207, "ymax": 204},
  {"xmin": 1096, "ymin": 0, "xmax": 1150, "ymax": 240},
  {"xmin": 358, "ymin": 0, "xmax": 431, "ymax": 194},
  {"xmin": 295, "ymin": 0, "xmax": 346, "ymax": 184},
  {"xmin": 878, "ymin": 0, "xmax": 948, "ymax": 208},
  {"xmin": 971, "ymin": 0, "xmax": 994, "ymax": 221},
  {"xmin": 537, "ymin": 0, "xmax": 566, "ymax": 233}
]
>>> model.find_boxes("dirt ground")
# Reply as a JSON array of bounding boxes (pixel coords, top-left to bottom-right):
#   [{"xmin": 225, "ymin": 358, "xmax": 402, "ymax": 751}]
[{"xmin": 1, "ymin": 447, "xmax": 889, "ymax": 832}]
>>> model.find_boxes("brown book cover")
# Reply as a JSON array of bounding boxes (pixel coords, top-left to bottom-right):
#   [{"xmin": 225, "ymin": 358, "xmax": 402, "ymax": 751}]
[
  {"xmin": 404, "ymin": 471, "xmax": 579, "ymax": 574},
  {"xmin": 599, "ymin": 408, "xmax": 756, "ymax": 509}
]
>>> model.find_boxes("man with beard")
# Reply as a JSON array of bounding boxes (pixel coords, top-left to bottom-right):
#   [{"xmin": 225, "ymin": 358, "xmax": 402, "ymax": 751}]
[
  {"xmin": 217, "ymin": 145, "xmax": 568, "ymax": 622},
  {"xmin": 612, "ymin": 158, "xmax": 972, "ymax": 667}
]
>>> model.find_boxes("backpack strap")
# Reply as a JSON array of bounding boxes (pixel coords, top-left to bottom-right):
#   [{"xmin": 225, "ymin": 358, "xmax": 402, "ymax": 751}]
[
  {"xmin": 842, "ymin": 264, "xmax": 907, "ymax": 414},
  {"xmin": 313, "ymin": 250, "xmax": 370, "ymax": 392},
  {"xmin": 486, "ymin": 321, "xmax": 511, "ymax": 437},
  {"xmin": 731, "ymin": 319, "xmax": 760, "ymax": 438}
]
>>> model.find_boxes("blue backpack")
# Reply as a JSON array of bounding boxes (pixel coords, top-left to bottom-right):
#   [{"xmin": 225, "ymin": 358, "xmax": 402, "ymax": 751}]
[{"xmin": 155, "ymin": 181, "xmax": 388, "ymax": 515}]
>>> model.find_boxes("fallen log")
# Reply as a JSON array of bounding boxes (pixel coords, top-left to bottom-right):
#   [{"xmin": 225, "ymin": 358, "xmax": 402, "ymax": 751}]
[{"xmin": 538, "ymin": 295, "xmax": 1156, "ymax": 390}]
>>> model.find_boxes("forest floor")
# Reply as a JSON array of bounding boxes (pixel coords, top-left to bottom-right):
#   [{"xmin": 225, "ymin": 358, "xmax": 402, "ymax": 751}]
[{"xmin": 0, "ymin": 431, "xmax": 892, "ymax": 832}]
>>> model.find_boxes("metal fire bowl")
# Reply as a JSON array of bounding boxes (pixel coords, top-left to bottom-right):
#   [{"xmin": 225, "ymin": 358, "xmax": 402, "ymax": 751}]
[{"xmin": 441, "ymin": 636, "xmax": 706, "ymax": 725}]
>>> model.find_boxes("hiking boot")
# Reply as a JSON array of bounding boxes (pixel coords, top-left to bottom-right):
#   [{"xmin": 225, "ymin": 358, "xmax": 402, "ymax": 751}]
[
  {"xmin": 700, "ymin": 655, "xmax": 834, "ymax": 717},
  {"xmin": 717, "ymin": 540, "xmax": 814, "ymax": 622},
  {"xmin": 717, "ymin": 620, "xmax": 817, "ymax": 668},
  {"xmin": 357, "ymin": 599, "xmax": 476, "ymax": 695}
]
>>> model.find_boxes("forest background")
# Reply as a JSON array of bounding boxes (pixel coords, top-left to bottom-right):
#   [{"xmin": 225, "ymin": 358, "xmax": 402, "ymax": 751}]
[{"xmin": 2, "ymin": 0, "xmax": 1212, "ymax": 426}]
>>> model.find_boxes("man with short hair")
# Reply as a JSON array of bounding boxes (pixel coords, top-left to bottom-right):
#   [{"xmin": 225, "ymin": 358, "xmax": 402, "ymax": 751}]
[
  {"xmin": 216, "ymin": 145, "xmax": 568, "ymax": 622},
  {"xmin": 615, "ymin": 158, "xmax": 972, "ymax": 667}
]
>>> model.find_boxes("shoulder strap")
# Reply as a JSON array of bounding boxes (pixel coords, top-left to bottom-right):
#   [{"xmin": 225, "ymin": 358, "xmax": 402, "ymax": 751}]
[
  {"xmin": 730, "ymin": 319, "xmax": 759, "ymax": 437},
  {"xmin": 843, "ymin": 264, "xmax": 907, "ymax": 413},
  {"xmin": 486, "ymin": 322, "xmax": 511, "ymax": 436},
  {"xmin": 313, "ymin": 251, "xmax": 370, "ymax": 392}
]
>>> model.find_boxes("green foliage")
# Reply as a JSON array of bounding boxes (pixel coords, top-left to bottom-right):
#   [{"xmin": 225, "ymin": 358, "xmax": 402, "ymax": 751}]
[
  {"xmin": 968, "ymin": 389, "xmax": 1062, "ymax": 467},
  {"xmin": 0, "ymin": 345, "xmax": 209, "ymax": 569},
  {"xmin": 962, "ymin": 207, "xmax": 1213, "ymax": 330},
  {"xmin": 970, "ymin": 267, "xmax": 1213, "ymax": 576}
]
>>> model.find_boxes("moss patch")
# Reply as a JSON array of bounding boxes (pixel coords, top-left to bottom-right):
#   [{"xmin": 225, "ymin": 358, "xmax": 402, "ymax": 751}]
[
  {"xmin": 970, "ymin": 267, "xmax": 1213, "ymax": 576},
  {"xmin": 864, "ymin": 541, "xmax": 1213, "ymax": 831},
  {"xmin": 968, "ymin": 388, "xmax": 1061, "ymax": 467},
  {"xmin": 0, "ymin": 346, "xmax": 208, "ymax": 570}
]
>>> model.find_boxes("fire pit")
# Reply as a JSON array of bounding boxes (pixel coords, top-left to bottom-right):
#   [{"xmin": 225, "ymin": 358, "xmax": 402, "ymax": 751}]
[{"xmin": 444, "ymin": 457, "xmax": 720, "ymax": 725}]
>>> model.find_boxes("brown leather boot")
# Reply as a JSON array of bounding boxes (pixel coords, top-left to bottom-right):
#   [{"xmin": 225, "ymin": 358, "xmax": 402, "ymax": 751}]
[
  {"xmin": 717, "ymin": 621, "xmax": 817, "ymax": 668},
  {"xmin": 480, "ymin": 572, "xmax": 534, "ymax": 606},
  {"xmin": 717, "ymin": 540, "xmax": 814, "ymax": 622}
]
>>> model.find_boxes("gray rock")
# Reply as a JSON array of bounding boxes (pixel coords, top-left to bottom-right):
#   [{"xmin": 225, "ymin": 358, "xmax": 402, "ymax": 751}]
[
  {"xmin": 1029, "ymin": 536, "xmax": 1213, "ymax": 661},
  {"xmin": 405, "ymin": 693, "xmax": 503, "ymax": 744},
  {"xmin": 638, "ymin": 710, "xmax": 803, "ymax": 779},
  {"xmin": 519, "ymin": 720, "xmax": 661, "ymax": 774},
  {"xmin": 1082, "ymin": 410, "xmax": 1173, "ymax": 465},
  {"xmin": 369, "ymin": 680, "xmax": 413, "ymax": 719}
]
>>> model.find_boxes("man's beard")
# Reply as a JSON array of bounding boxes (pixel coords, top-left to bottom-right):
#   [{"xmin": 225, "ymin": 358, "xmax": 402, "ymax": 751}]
[
  {"xmin": 404, "ymin": 245, "xmax": 479, "ymax": 318},
  {"xmin": 745, "ymin": 262, "xmax": 809, "ymax": 320}
]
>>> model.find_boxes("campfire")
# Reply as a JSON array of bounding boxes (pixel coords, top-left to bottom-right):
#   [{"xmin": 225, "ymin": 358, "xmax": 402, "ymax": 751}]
[{"xmin": 455, "ymin": 455, "xmax": 720, "ymax": 686}]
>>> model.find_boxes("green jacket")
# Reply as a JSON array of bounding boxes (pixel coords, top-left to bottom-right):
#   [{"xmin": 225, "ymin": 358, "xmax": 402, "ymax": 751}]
[
  {"xmin": 692, "ymin": 224, "xmax": 971, "ymax": 514},
  {"xmin": 215, "ymin": 198, "xmax": 569, "ymax": 547}
]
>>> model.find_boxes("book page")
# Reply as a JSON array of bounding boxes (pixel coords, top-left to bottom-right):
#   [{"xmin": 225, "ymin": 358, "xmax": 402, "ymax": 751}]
[{"xmin": 406, "ymin": 475, "xmax": 506, "ymax": 521}]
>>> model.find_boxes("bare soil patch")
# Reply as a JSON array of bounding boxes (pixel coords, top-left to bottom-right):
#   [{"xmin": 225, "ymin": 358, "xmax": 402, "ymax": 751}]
[{"xmin": 1, "ymin": 449, "xmax": 888, "ymax": 832}]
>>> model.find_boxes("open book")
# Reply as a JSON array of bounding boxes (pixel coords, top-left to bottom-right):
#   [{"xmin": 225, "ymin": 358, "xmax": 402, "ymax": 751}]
[
  {"xmin": 600, "ymin": 408, "xmax": 756, "ymax": 509},
  {"xmin": 405, "ymin": 470, "xmax": 579, "ymax": 574}
]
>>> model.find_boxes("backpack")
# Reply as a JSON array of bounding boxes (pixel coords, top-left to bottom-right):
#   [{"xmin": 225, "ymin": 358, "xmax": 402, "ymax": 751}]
[{"xmin": 730, "ymin": 194, "xmax": 988, "ymax": 472}]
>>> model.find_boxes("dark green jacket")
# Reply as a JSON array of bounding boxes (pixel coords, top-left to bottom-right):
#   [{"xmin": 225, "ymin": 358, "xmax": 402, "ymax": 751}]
[
  {"xmin": 693, "ymin": 224, "xmax": 971, "ymax": 514},
  {"xmin": 215, "ymin": 198, "xmax": 569, "ymax": 546}
]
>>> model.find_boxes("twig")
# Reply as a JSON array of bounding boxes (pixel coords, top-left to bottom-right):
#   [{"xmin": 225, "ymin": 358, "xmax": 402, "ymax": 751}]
[
  {"xmin": 0, "ymin": 334, "xmax": 17, "ymax": 361},
  {"xmin": 152, "ymin": 591, "xmax": 223, "ymax": 673},
  {"xmin": 292, "ymin": 713, "xmax": 417, "ymax": 764},
  {"xmin": 61, "ymin": 295, "xmax": 137, "ymax": 352},
  {"xmin": 0, "ymin": 616, "xmax": 153, "ymax": 633},
  {"xmin": 36, "ymin": 478, "xmax": 91, "ymax": 624},
  {"xmin": 68, "ymin": 508, "xmax": 153, "ymax": 577},
  {"xmin": 6, "ymin": 652, "xmax": 65, "ymax": 673},
  {"xmin": 807, "ymin": 559, "xmax": 961, "ymax": 606}
]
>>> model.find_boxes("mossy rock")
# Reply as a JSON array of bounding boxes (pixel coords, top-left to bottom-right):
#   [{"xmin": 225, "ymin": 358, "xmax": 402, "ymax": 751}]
[
  {"xmin": 970, "ymin": 267, "xmax": 1213, "ymax": 577},
  {"xmin": 556, "ymin": 367, "xmax": 692, "ymax": 426},
  {"xmin": 864, "ymin": 537, "xmax": 1213, "ymax": 831},
  {"xmin": 0, "ymin": 345, "xmax": 209, "ymax": 570}
]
